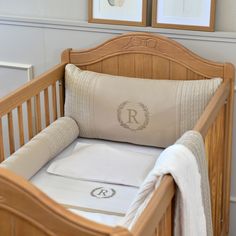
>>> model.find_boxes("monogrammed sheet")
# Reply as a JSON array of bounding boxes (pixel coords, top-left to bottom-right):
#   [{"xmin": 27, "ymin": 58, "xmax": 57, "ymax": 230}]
[{"xmin": 30, "ymin": 138, "xmax": 163, "ymax": 226}]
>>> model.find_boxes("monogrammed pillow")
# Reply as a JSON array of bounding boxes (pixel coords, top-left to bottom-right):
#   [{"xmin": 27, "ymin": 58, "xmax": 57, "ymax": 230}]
[{"xmin": 65, "ymin": 64, "xmax": 222, "ymax": 147}]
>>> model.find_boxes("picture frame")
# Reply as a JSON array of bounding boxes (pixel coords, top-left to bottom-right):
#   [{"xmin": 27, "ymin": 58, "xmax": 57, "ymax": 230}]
[
  {"xmin": 152, "ymin": 0, "xmax": 216, "ymax": 31},
  {"xmin": 88, "ymin": 0, "xmax": 147, "ymax": 26}
]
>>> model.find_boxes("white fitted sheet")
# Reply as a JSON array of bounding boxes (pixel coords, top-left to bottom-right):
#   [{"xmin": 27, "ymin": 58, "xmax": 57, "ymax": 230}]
[{"xmin": 30, "ymin": 138, "xmax": 163, "ymax": 226}]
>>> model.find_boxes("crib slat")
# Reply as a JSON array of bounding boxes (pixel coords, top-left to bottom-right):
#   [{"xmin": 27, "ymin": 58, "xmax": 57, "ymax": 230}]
[
  {"xmin": 0, "ymin": 117, "xmax": 4, "ymax": 162},
  {"xmin": 134, "ymin": 54, "xmax": 152, "ymax": 79},
  {"xmin": 157, "ymin": 216, "xmax": 165, "ymax": 236},
  {"xmin": 152, "ymin": 56, "xmax": 170, "ymax": 80},
  {"xmin": 17, "ymin": 105, "xmax": 25, "ymax": 147},
  {"xmin": 7, "ymin": 111, "xmax": 15, "ymax": 154},
  {"xmin": 164, "ymin": 203, "xmax": 172, "ymax": 236},
  {"xmin": 35, "ymin": 94, "xmax": 42, "ymax": 133},
  {"xmin": 101, "ymin": 56, "xmax": 119, "ymax": 75},
  {"xmin": 118, "ymin": 54, "xmax": 135, "ymax": 77},
  {"xmin": 170, "ymin": 61, "xmax": 188, "ymax": 80},
  {"xmin": 59, "ymin": 79, "xmax": 64, "ymax": 117},
  {"xmin": 52, "ymin": 83, "xmax": 57, "ymax": 121},
  {"xmin": 27, "ymin": 99, "xmax": 33, "ymax": 140},
  {"xmin": 44, "ymin": 88, "xmax": 50, "ymax": 127}
]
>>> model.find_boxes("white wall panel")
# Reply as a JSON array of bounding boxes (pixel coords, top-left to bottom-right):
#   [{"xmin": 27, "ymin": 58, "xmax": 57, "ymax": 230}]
[
  {"xmin": 0, "ymin": 24, "xmax": 45, "ymax": 76},
  {"xmin": 0, "ymin": 0, "xmax": 87, "ymax": 21},
  {"xmin": 0, "ymin": 67, "xmax": 29, "ymax": 97},
  {"xmin": 215, "ymin": 0, "xmax": 236, "ymax": 32},
  {"xmin": 42, "ymin": 0, "xmax": 87, "ymax": 21},
  {"xmin": 43, "ymin": 28, "xmax": 113, "ymax": 69},
  {"xmin": 0, "ymin": 0, "xmax": 43, "ymax": 18}
]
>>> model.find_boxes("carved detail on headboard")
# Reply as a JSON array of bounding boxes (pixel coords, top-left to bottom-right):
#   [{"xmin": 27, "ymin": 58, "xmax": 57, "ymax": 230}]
[
  {"xmin": 67, "ymin": 33, "xmax": 225, "ymax": 78},
  {"xmin": 123, "ymin": 37, "xmax": 159, "ymax": 50}
]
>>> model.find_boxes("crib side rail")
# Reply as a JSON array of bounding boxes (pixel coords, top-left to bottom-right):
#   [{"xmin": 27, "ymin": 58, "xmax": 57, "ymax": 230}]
[
  {"xmin": 194, "ymin": 79, "xmax": 230, "ymax": 137},
  {"xmin": 194, "ymin": 70, "xmax": 234, "ymax": 235},
  {"xmin": 131, "ymin": 78, "xmax": 233, "ymax": 236},
  {"xmin": 0, "ymin": 63, "xmax": 66, "ymax": 162},
  {"xmin": 0, "ymin": 168, "xmax": 130, "ymax": 236},
  {"xmin": 131, "ymin": 175, "xmax": 175, "ymax": 236}
]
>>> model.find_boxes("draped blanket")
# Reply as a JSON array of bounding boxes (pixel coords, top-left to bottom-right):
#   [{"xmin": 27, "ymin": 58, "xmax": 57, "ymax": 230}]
[{"xmin": 120, "ymin": 131, "xmax": 212, "ymax": 236}]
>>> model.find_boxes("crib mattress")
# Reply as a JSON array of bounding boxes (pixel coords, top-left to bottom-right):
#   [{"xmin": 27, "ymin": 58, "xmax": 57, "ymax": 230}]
[{"xmin": 30, "ymin": 138, "xmax": 163, "ymax": 226}]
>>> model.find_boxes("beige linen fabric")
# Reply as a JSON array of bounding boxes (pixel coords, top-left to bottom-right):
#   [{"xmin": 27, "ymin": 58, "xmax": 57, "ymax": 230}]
[
  {"xmin": 176, "ymin": 131, "xmax": 213, "ymax": 236},
  {"xmin": 65, "ymin": 64, "xmax": 222, "ymax": 147},
  {"xmin": 0, "ymin": 117, "xmax": 79, "ymax": 180}
]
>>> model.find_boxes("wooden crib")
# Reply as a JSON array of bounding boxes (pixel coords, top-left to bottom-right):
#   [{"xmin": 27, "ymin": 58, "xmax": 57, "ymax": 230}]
[{"xmin": 0, "ymin": 33, "xmax": 234, "ymax": 236}]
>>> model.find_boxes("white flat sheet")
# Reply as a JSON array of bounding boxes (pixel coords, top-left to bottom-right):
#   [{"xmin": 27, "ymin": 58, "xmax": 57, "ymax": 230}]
[
  {"xmin": 47, "ymin": 142, "xmax": 157, "ymax": 187},
  {"xmin": 30, "ymin": 138, "xmax": 163, "ymax": 226}
]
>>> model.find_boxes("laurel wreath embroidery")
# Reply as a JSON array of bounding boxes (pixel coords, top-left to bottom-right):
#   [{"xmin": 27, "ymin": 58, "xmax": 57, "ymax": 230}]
[
  {"xmin": 117, "ymin": 101, "xmax": 149, "ymax": 131},
  {"xmin": 90, "ymin": 187, "xmax": 116, "ymax": 199}
]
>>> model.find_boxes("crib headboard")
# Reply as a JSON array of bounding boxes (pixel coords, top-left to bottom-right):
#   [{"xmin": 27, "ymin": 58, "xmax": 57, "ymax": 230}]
[{"xmin": 61, "ymin": 32, "xmax": 229, "ymax": 80}]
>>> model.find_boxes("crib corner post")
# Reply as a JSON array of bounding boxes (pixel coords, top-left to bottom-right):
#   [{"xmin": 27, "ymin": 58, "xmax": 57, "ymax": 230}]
[
  {"xmin": 61, "ymin": 48, "xmax": 72, "ymax": 64},
  {"xmin": 222, "ymin": 63, "xmax": 235, "ymax": 234}
]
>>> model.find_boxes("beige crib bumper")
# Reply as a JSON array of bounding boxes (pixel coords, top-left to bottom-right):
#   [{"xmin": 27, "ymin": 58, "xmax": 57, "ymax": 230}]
[{"xmin": 0, "ymin": 117, "xmax": 79, "ymax": 180}]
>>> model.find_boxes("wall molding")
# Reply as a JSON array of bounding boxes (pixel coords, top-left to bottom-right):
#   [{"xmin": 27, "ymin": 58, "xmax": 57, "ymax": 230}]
[
  {"xmin": 1, "ymin": 15, "xmax": 236, "ymax": 43},
  {"xmin": 0, "ymin": 61, "xmax": 33, "ymax": 81}
]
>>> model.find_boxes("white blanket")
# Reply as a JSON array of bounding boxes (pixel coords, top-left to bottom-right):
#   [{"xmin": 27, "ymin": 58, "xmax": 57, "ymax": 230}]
[{"xmin": 121, "ymin": 143, "xmax": 207, "ymax": 236}]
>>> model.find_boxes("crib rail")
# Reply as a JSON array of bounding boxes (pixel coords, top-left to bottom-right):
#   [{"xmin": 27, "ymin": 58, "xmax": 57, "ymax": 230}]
[
  {"xmin": 131, "ymin": 175, "xmax": 175, "ymax": 236},
  {"xmin": 0, "ymin": 168, "xmax": 133, "ymax": 236},
  {"xmin": 194, "ymin": 79, "xmax": 230, "ymax": 236},
  {"xmin": 0, "ymin": 63, "xmax": 66, "ymax": 161},
  {"xmin": 130, "ymin": 78, "xmax": 233, "ymax": 236},
  {"xmin": 194, "ymin": 79, "xmax": 230, "ymax": 137},
  {"xmin": 194, "ymin": 65, "xmax": 234, "ymax": 236}
]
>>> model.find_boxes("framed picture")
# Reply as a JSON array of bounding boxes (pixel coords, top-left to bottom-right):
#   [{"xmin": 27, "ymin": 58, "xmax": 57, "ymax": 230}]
[
  {"xmin": 152, "ymin": 0, "xmax": 216, "ymax": 31},
  {"xmin": 88, "ymin": 0, "xmax": 147, "ymax": 26}
]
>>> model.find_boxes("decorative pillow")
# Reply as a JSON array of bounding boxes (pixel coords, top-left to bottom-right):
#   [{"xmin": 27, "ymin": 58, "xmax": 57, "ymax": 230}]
[
  {"xmin": 0, "ymin": 117, "xmax": 79, "ymax": 180},
  {"xmin": 65, "ymin": 64, "xmax": 222, "ymax": 147}
]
